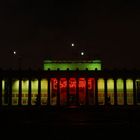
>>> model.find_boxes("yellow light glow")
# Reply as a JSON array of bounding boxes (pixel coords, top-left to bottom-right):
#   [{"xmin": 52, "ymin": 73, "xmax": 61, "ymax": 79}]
[{"xmin": 98, "ymin": 78, "xmax": 105, "ymax": 105}]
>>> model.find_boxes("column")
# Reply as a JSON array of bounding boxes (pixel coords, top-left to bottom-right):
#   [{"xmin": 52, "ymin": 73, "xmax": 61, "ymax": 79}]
[
  {"xmin": 104, "ymin": 78, "xmax": 108, "ymax": 105},
  {"xmin": 95, "ymin": 77, "xmax": 98, "ymax": 105},
  {"xmin": 8, "ymin": 78, "xmax": 12, "ymax": 106},
  {"xmin": 0, "ymin": 78, "xmax": 2, "ymax": 106},
  {"xmin": 123, "ymin": 78, "xmax": 127, "ymax": 105},
  {"xmin": 114, "ymin": 78, "xmax": 117, "ymax": 105},
  {"xmin": 133, "ymin": 78, "xmax": 136, "ymax": 105},
  {"xmin": 28, "ymin": 78, "xmax": 31, "ymax": 106},
  {"xmin": 18, "ymin": 78, "xmax": 22, "ymax": 106},
  {"xmin": 47, "ymin": 78, "xmax": 50, "ymax": 106},
  {"xmin": 57, "ymin": 78, "xmax": 60, "ymax": 106},
  {"xmin": 66, "ymin": 78, "xmax": 70, "ymax": 106},
  {"xmin": 76, "ymin": 77, "xmax": 79, "ymax": 106},
  {"xmin": 37, "ymin": 78, "xmax": 41, "ymax": 106},
  {"xmin": 86, "ymin": 78, "xmax": 89, "ymax": 105}
]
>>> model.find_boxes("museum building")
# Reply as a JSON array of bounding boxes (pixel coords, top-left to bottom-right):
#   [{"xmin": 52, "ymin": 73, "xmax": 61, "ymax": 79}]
[{"xmin": 1, "ymin": 59, "xmax": 140, "ymax": 106}]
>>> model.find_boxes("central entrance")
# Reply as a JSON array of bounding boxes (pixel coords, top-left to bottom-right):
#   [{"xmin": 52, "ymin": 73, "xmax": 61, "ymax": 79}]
[
  {"xmin": 68, "ymin": 78, "xmax": 78, "ymax": 105},
  {"xmin": 50, "ymin": 77, "xmax": 95, "ymax": 106}
]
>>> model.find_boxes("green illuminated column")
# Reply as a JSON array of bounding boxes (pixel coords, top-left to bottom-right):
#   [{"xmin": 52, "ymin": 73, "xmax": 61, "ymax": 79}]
[
  {"xmin": 57, "ymin": 78, "xmax": 60, "ymax": 106},
  {"xmin": 47, "ymin": 78, "xmax": 50, "ymax": 106},
  {"xmin": 28, "ymin": 78, "xmax": 31, "ymax": 106},
  {"xmin": 86, "ymin": 78, "xmax": 89, "ymax": 105},
  {"xmin": 114, "ymin": 78, "xmax": 117, "ymax": 105},
  {"xmin": 104, "ymin": 78, "xmax": 108, "ymax": 105},
  {"xmin": 76, "ymin": 77, "xmax": 79, "ymax": 106},
  {"xmin": 133, "ymin": 78, "xmax": 136, "ymax": 105},
  {"xmin": 95, "ymin": 77, "xmax": 98, "ymax": 105},
  {"xmin": 123, "ymin": 78, "xmax": 127, "ymax": 105},
  {"xmin": 18, "ymin": 78, "xmax": 22, "ymax": 106}
]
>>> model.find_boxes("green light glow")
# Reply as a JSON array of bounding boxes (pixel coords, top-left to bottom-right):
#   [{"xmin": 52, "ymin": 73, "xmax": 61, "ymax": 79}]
[{"xmin": 43, "ymin": 60, "xmax": 102, "ymax": 70}]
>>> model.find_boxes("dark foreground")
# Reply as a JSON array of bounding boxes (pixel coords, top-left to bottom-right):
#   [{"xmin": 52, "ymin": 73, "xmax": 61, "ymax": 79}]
[{"xmin": 1, "ymin": 106, "xmax": 140, "ymax": 139}]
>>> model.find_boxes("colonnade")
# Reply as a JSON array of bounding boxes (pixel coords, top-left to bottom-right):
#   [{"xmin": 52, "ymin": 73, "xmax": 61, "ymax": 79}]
[{"xmin": 0, "ymin": 76, "xmax": 139, "ymax": 106}]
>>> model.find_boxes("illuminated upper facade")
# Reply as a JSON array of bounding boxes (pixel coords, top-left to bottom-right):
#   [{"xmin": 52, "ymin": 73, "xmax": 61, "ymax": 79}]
[
  {"xmin": 43, "ymin": 59, "xmax": 102, "ymax": 71},
  {"xmin": 0, "ymin": 59, "xmax": 140, "ymax": 107}
]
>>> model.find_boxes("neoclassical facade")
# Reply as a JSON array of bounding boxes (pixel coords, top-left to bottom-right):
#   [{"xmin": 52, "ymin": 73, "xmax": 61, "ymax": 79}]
[{"xmin": 1, "ymin": 60, "xmax": 140, "ymax": 106}]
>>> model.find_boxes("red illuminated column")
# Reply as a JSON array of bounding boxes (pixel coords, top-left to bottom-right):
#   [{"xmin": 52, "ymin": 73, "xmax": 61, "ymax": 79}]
[
  {"xmin": 76, "ymin": 77, "xmax": 79, "ymax": 105},
  {"xmin": 66, "ymin": 78, "xmax": 70, "ymax": 105},
  {"xmin": 86, "ymin": 78, "xmax": 89, "ymax": 105},
  {"xmin": 59, "ymin": 78, "xmax": 67, "ymax": 105},
  {"xmin": 57, "ymin": 78, "xmax": 60, "ymax": 106}
]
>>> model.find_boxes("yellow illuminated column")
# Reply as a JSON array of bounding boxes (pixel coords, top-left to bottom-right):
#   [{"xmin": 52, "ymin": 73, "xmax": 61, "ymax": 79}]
[
  {"xmin": 12, "ymin": 80, "xmax": 19, "ymax": 105},
  {"xmin": 98, "ymin": 78, "xmax": 105, "ymax": 105},
  {"xmin": 117, "ymin": 79, "xmax": 124, "ymax": 105},
  {"xmin": 22, "ymin": 80, "xmax": 29, "ymax": 105},
  {"xmin": 2, "ymin": 80, "xmax": 7, "ymax": 105},
  {"xmin": 41, "ymin": 79, "xmax": 48, "ymax": 105},
  {"xmin": 31, "ymin": 79, "xmax": 38, "ymax": 105},
  {"xmin": 107, "ymin": 79, "xmax": 114, "ymax": 105},
  {"xmin": 126, "ymin": 79, "xmax": 133, "ymax": 105}
]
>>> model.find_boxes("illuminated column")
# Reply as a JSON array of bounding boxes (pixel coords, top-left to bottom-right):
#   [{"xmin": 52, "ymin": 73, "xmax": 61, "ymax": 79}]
[
  {"xmin": 123, "ymin": 78, "xmax": 127, "ymax": 105},
  {"xmin": 18, "ymin": 78, "xmax": 22, "ymax": 106},
  {"xmin": 0, "ymin": 78, "xmax": 2, "ymax": 106},
  {"xmin": 114, "ymin": 78, "xmax": 117, "ymax": 105},
  {"xmin": 76, "ymin": 77, "xmax": 79, "ymax": 106},
  {"xmin": 47, "ymin": 78, "xmax": 50, "ymax": 106},
  {"xmin": 28, "ymin": 78, "xmax": 31, "ymax": 106},
  {"xmin": 38, "ymin": 78, "xmax": 41, "ymax": 106},
  {"xmin": 8, "ymin": 78, "xmax": 12, "ymax": 106},
  {"xmin": 66, "ymin": 78, "xmax": 70, "ymax": 105},
  {"xmin": 86, "ymin": 78, "xmax": 89, "ymax": 105},
  {"xmin": 95, "ymin": 78, "xmax": 98, "ymax": 105},
  {"xmin": 57, "ymin": 78, "xmax": 60, "ymax": 106},
  {"xmin": 104, "ymin": 78, "xmax": 108, "ymax": 105},
  {"xmin": 133, "ymin": 78, "xmax": 136, "ymax": 105}
]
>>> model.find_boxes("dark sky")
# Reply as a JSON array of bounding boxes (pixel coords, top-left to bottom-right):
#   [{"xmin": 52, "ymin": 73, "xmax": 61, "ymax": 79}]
[{"xmin": 0, "ymin": 0, "xmax": 140, "ymax": 70}]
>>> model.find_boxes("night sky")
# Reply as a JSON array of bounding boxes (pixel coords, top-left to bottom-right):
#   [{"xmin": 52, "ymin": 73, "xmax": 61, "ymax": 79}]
[{"xmin": 0, "ymin": 0, "xmax": 140, "ymax": 70}]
